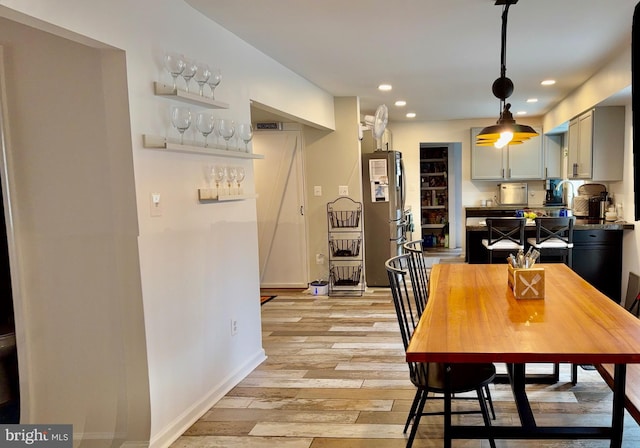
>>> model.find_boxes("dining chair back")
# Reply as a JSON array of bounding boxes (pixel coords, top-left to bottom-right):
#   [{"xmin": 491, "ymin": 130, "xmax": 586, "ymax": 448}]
[
  {"xmin": 386, "ymin": 254, "xmax": 496, "ymax": 448},
  {"xmin": 403, "ymin": 240, "xmax": 429, "ymax": 316},
  {"xmin": 526, "ymin": 216, "xmax": 575, "ymax": 267},
  {"xmin": 482, "ymin": 217, "xmax": 526, "ymax": 263}
]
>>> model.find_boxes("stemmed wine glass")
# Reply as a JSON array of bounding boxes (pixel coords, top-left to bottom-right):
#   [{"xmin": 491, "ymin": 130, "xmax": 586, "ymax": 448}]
[
  {"xmin": 164, "ymin": 52, "xmax": 185, "ymax": 91},
  {"xmin": 207, "ymin": 69, "xmax": 222, "ymax": 99},
  {"xmin": 214, "ymin": 166, "xmax": 226, "ymax": 196},
  {"xmin": 193, "ymin": 62, "xmax": 211, "ymax": 96},
  {"xmin": 236, "ymin": 167, "xmax": 246, "ymax": 194},
  {"xmin": 237, "ymin": 123, "xmax": 253, "ymax": 152},
  {"xmin": 170, "ymin": 106, "xmax": 191, "ymax": 144},
  {"xmin": 181, "ymin": 58, "xmax": 198, "ymax": 93},
  {"xmin": 218, "ymin": 119, "xmax": 236, "ymax": 150},
  {"xmin": 204, "ymin": 165, "xmax": 215, "ymax": 188},
  {"xmin": 195, "ymin": 112, "xmax": 215, "ymax": 147},
  {"xmin": 226, "ymin": 166, "xmax": 238, "ymax": 194}
]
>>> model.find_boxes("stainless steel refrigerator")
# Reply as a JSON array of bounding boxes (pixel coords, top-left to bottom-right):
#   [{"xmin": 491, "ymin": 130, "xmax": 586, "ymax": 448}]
[{"xmin": 361, "ymin": 151, "xmax": 406, "ymax": 287}]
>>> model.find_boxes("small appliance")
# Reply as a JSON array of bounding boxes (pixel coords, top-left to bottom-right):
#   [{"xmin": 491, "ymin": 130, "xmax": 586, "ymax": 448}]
[
  {"xmin": 545, "ymin": 179, "xmax": 565, "ymax": 205},
  {"xmin": 497, "ymin": 182, "xmax": 528, "ymax": 206}
]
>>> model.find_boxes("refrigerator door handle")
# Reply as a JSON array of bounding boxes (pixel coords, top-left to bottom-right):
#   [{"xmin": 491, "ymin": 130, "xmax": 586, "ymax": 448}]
[{"xmin": 400, "ymin": 157, "xmax": 407, "ymax": 212}]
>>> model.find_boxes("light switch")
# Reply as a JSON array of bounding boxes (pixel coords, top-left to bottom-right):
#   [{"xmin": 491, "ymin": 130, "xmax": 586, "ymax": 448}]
[
  {"xmin": 339, "ymin": 185, "xmax": 349, "ymax": 196},
  {"xmin": 150, "ymin": 193, "xmax": 162, "ymax": 217},
  {"xmin": 314, "ymin": 185, "xmax": 322, "ymax": 196}
]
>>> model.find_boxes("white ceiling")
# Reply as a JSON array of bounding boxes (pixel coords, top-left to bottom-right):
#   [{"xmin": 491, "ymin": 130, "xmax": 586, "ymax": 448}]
[{"xmin": 185, "ymin": 0, "xmax": 637, "ymax": 125}]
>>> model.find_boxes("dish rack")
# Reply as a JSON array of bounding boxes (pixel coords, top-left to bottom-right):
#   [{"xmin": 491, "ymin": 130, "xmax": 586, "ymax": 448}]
[{"xmin": 327, "ymin": 197, "xmax": 364, "ymax": 296}]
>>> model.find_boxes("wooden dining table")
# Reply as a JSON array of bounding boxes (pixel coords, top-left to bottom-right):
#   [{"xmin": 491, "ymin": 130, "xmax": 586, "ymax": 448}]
[{"xmin": 406, "ymin": 263, "xmax": 640, "ymax": 447}]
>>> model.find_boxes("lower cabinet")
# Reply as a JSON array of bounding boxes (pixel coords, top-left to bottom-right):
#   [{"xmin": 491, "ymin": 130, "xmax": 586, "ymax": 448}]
[{"xmin": 571, "ymin": 230, "xmax": 622, "ymax": 302}]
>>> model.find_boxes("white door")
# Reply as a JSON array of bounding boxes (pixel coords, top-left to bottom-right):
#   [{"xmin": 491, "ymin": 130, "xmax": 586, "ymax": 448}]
[{"xmin": 254, "ymin": 128, "xmax": 308, "ymax": 288}]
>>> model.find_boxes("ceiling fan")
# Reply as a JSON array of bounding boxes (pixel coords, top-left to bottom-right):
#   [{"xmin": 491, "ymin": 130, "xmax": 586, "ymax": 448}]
[{"xmin": 360, "ymin": 104, "xmax": 389, "ymax": 149}]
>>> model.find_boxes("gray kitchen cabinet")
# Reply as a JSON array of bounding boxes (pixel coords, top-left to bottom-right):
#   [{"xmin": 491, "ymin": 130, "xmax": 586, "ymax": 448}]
[
  {"xmin": 471, "ymin": 126, "xmax": 544, "ymax": 180},
  {"xmin": 544, "ymin": 133, "xmax": 563, "ymax": 178},
  {"xmin": 567, "ymin": 106, "xmax": 624, "ymax": 181}
]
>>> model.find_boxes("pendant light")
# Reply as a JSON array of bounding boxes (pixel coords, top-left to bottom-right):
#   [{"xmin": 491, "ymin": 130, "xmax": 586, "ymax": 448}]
[{"xmin": 476, "ymin": 0, "xmax": 538, "ymax": 149}]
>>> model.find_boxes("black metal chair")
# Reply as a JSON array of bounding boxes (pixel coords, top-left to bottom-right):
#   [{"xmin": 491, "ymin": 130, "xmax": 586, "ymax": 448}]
[
  {"xmin": 526, "ymin": 216, "xmax": 577, "ymax": 384},
  {"xmin": 402, "ymin": 240, "xmax": 429, "ymax": 316},
  {"xmin": 386, "ymin": 254, "xmax": 496, "ymax": 448},
  {"xmin": 526, "ymin": 216, "xmax": 575, "ymax": 267},
  {"xmin": 481, "ymin": 217, "xmax": 526, "ymax": 264}
]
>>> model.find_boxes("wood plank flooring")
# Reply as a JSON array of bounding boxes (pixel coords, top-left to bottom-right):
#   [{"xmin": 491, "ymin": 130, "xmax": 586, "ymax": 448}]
[{"xmin": 171, "ymin": 288, "xmax": 640, "ymax": 447}]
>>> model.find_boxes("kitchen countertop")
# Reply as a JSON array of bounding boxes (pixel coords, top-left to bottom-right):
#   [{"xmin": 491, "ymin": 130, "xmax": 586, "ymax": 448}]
[{"xmin": 466, "ymin": 217, "xmax": 634, "ymax": 231}]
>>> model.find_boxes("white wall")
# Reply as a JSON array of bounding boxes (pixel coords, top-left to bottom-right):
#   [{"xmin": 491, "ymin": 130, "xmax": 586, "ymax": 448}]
[
  {"xmin": 303, "ymin": 97, "xmax": 362, "ymax": 283},
  {"xmin": 0, "ymin": 0, "xmax": 336, "ymax": 446}
]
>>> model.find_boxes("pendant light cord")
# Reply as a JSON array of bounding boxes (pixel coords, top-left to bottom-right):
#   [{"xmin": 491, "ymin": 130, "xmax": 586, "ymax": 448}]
[{"xmin": 500, "ymin": 4, "xmax": 510, "ymax": 80}]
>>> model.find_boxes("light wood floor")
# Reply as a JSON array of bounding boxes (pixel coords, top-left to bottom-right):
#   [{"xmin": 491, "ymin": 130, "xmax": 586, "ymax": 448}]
[{"xmin": 171, "ymin": 288, "xmax": 640, "ymax": 447}]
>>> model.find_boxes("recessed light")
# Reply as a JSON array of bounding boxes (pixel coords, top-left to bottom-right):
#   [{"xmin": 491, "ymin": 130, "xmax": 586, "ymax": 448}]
[
  {"xmin": 526, "ymin": 98, "xmax": 538, "ymax": 103},
  {"xmin": 395, "ymin": 100, "xmax": 407, "ymax": 107},
  {"xmin": 406, "ymin": 112, "xmax": 416, "ymax": 118},
  {"xmin": 541, "ymin": 79, "xmax": 556, "ymax": 86},
  {"xmin": 378, "ymin": 84, "xmax": 392, "ymax": 91},
  {"xmin": 516, "ymin": 111, "xmax": 527, "ymax": 115}
]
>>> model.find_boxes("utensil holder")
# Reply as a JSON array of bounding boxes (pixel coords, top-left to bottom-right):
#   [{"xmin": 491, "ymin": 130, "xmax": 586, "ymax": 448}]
[{"xmin": 508, "ymin": 264, "xmax": 545, "ymax": 299}]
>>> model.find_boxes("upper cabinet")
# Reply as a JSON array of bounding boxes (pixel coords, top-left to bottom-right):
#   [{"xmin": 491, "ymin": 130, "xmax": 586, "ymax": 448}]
[
  {"xmin": 544, "ymin": 133, "xmax": 564, "ymax": 179},
  {"xmin": 567, "ymin": 106, "xmax": 624, "ymax": 181},
  {"xmin": 471, "ymin": 127, "xmax": 544, "ymax": 180}
]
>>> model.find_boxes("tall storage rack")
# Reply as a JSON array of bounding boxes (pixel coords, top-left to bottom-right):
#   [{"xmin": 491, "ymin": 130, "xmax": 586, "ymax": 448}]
[{"xmin": 327, "ymin": 197, "xmax": 364, "ymax": 296}]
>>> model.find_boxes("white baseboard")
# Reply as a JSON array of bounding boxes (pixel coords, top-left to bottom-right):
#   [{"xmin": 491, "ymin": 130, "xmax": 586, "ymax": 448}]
[{"xmin": 149, "ymin": 348, "xmax": 266, "ymax": 448}]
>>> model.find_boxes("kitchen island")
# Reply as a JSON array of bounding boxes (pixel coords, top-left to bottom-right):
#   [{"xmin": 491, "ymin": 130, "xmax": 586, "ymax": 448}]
[{"xmin": 465, "ymin": 207, "xmax": 634, "ymax": 302}]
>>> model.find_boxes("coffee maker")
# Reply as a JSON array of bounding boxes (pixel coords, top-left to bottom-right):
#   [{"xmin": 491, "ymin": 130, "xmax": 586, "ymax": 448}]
[
  {"xmin": 588, "ymin": 191, "xmax": 610, "ymax": 219},
  {"xmin": 545, "ymin": 179, "xmax": 564, "ymax": 205}
]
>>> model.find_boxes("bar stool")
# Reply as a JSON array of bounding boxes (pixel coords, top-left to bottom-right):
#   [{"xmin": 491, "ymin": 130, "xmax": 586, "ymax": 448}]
[
  {"xmin": 527, "ymin": 216, "xmax": 577, "ymax": 384},
  {"xmin": 481, "ymin": 217, "xmax": 526, "ymax": 264},
  {"xmin": 526, "ymin": 216, "xmax": 575, "ymax": 267}
]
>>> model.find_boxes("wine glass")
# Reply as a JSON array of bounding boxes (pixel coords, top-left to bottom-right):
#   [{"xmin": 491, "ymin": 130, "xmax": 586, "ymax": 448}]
[
  {"xmin": 236, "ymin": 167, "xmax": 246, "ymax": 194},
  {"xmin": 164, "ymin": 52, "xmax": 185, "ymax": 91},
  {"xmin": 193, "ymin": 62, "xmax": 211, "ymax": 96},
  {"xmin": 226, "ymin": 166, "xmax": 238, "ymax": 193},
  {"xmin": 181, "ymin": 58, "xmax": 197, "ymax": 93},
  {"xmin": 203, "ymin": 165, "xmax": 215, "ymax": 188},
  {"xmin": 214, "ymin": 166, "xmax": 226, "ymax": 195},
  {"xmin": 237, "ymin": 123, "xmax": 253, "ymax": 152},
  {"xmin": 170, "ymin": 106, "xmax": 191, "ymax": 144},
  {"xmin": 218, "ymin": 119, "xmax": 236, "ymax": 150},
  {"xmin": 213, "ymin": 118, "xmax": 223, "ymax": 146},
  {"xmin": 195, "ymin": 112, "xmax": 215, "ymax": 147},
  {"xmin": 207, "ymin": 69, "xmax": 222, "ymax": 99}
]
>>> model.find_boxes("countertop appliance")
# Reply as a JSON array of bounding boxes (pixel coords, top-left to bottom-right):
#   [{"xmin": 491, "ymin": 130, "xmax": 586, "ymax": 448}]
[
  {"xmin": 497, "ymin": 182, "xmax": 528, "ymax": 206},
  {"xmin": 361, "ymin": 151, "xmax": 406, "ymax": 287},
  {"xmin": 545, "ymin": 179, "xmax": 565, "ymax": 205}
]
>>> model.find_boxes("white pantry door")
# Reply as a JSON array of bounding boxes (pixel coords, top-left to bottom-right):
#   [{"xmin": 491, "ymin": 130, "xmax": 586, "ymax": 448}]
[{"xmin": 254, "ymin": 129, "xmax": 308, "ymax": 288}]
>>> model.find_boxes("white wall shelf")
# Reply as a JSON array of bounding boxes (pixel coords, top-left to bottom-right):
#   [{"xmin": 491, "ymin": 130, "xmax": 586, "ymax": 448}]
[
  {"xmin": 154, "ymin": 82, "xmax": 229, "ymax": 109},
  {"xmin": 197, "ymin": 189, "xmax": 257, "ymax": 203},
  {"xmin": 142, "ymin": 135, "xmax": 264, "ymax": 159}
]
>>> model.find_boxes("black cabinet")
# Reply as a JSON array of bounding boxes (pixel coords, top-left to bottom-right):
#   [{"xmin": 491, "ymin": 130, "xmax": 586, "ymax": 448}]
[{"xmin": 571, "ymin": 229, "xmax": 622, "ymax": 302}]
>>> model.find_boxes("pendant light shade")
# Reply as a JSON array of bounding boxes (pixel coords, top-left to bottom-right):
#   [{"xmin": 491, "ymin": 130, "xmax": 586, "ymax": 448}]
[
  {"xmin": 476, "ymin": 0, "xmax": 538, "ymax": 148},
  {"xmin": 476, "ymin": 103, "xmax": 538, "ymax": 148}
]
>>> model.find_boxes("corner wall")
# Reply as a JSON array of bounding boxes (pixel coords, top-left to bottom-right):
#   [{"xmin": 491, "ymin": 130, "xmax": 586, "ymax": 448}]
[{"xmin": 303, "ymin": 97, "xmax": 362, "ymax": 283}]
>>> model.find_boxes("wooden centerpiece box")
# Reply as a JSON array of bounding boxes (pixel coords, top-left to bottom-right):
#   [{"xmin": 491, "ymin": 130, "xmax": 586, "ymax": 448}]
[{"xmin": 507, "ymin": 264, "xmax": 545, "ymax": 299}]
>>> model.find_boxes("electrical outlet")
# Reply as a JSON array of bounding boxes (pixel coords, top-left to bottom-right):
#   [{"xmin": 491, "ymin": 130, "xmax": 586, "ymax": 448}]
[
  {"xmin": 150, "ymin": 193, "xmax": 162, "ymax": 217},
  {"xmin": 316, "ymin": 253, "xmax": 325, "ymax": 264},
  {"xmin": 339, "ymin": 185, "xmax": 349, "ymax": 196},
  {"xmin": 231, "ymin": 318, "xmax": 238, "ymax": 336}
]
